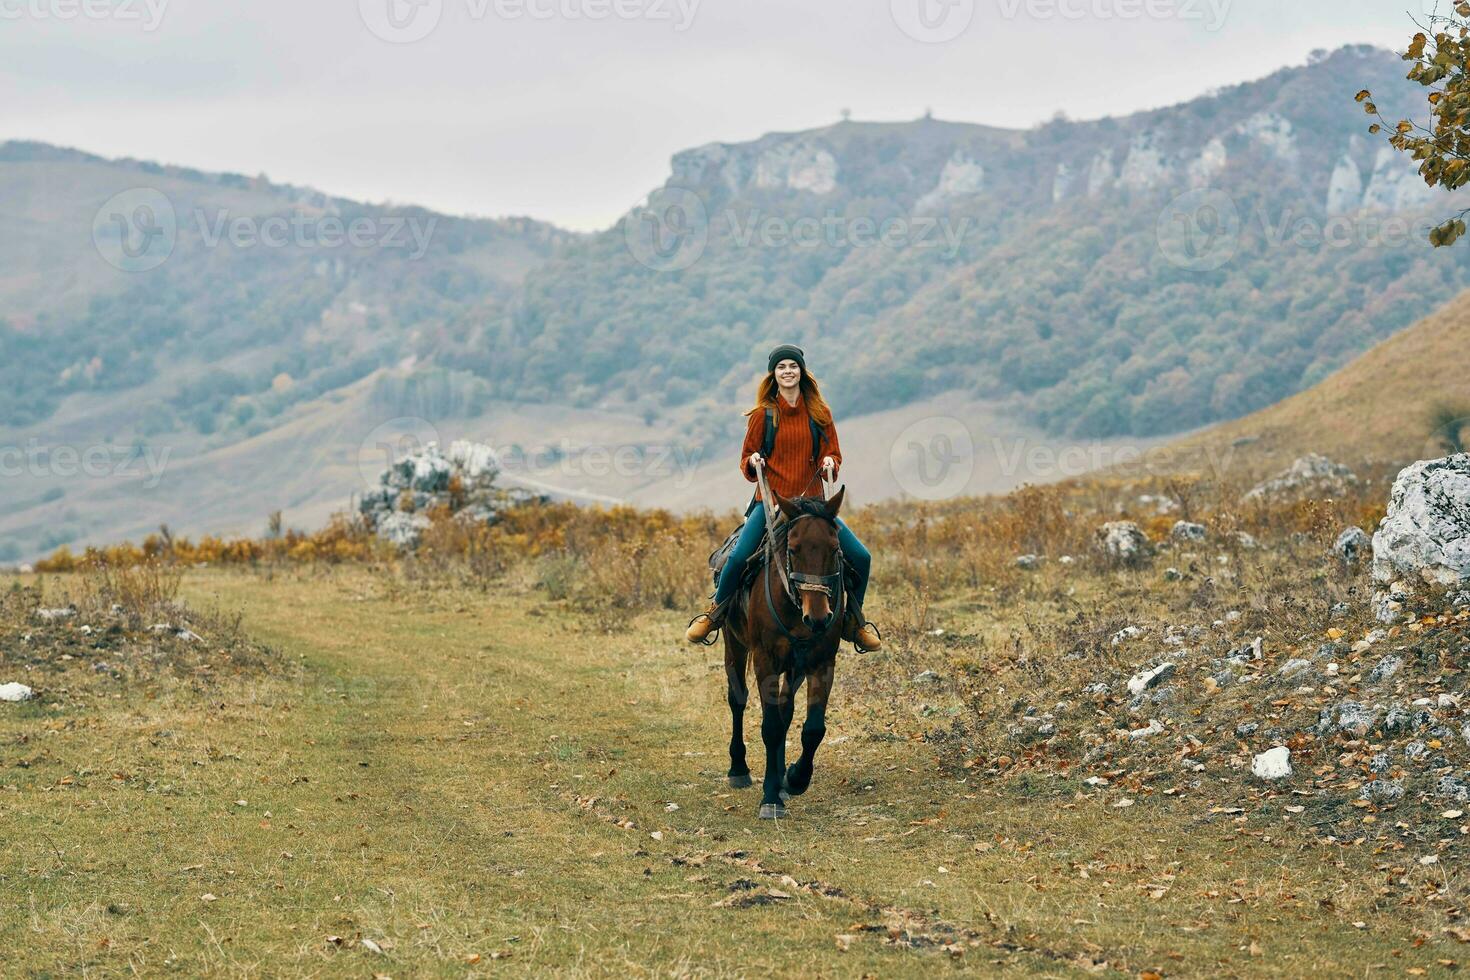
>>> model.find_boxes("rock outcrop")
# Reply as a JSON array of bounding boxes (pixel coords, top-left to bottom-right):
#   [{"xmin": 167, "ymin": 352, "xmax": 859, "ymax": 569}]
[
  {"xmin": 1372, "ymin": 454, "xmax": 1470, "ymax": 621},
  {"xmin": 1243, "ymin": 454, "xmax": 1358, "ymax": 503},
  {"xmin": 359, "ymin": 440, "xmax": 543, "ymax": 550}
]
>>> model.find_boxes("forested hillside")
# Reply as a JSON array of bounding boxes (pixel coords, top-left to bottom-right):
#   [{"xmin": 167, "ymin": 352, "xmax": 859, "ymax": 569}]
[{"xmin": 487, "ymin": 44, "xmax": 1470, "ymax": 444}]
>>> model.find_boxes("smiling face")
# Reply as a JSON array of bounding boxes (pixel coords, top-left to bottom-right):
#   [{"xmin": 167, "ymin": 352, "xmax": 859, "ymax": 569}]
[{"xmin": 773, "ymin": 358, "xmax": 802, "ymax": 393}]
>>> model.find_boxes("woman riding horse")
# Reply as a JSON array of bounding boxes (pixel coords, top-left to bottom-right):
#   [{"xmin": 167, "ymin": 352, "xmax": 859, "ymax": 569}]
[{"xmin": 685, "ymin": 344, "xmax": 881, "ymax": 652}]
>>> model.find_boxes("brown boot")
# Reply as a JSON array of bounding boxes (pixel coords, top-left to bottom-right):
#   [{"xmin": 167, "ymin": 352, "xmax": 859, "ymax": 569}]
[
  {"xmin": 686, "ymin": 599, "xmax": 729, "ymax": 645},
  {"xmin": 843, "ymin": 609, "xmax": 882, "ymax": 652},
  {"xmin": 854, "ymin": 622, "xmax": 882, "ymax": 652}
]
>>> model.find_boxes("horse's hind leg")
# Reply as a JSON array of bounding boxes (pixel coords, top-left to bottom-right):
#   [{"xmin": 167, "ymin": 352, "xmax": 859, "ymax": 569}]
[
  {"xmin": 783, "ymin": 660, "xmax": 833, "ymax": 798},
  {"xmin": 724, "ymin": 632, "xmax": 752, "ymax": 788}
]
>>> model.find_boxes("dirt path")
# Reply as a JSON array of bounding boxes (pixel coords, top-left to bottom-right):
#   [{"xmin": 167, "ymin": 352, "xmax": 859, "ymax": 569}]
[{"xmin": 165, "ymin": 569, "xmax": 1128, "ymax": 975}]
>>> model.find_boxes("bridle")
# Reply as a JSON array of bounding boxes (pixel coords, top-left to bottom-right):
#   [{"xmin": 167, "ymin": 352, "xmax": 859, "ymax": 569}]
[{"xmin": 754, "ymin": 460, "xmax": 844, "ymax": 644}]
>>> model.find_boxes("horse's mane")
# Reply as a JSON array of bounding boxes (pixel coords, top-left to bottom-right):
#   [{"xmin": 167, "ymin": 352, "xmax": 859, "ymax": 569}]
[{"xmin": 781, "ymin": 496, "xmax": 836, "ymax": 525}]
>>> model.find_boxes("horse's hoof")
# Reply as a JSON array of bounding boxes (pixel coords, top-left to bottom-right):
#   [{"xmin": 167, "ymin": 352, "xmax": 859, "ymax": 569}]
[
  {"xmin": 782, "ymin": 765, "xmax": 808, "ymax": 797},
  {"xmin": 779, "ymin": 788, "xmax": 791, "ymax": 804},
  {"xmin": 728, "ymin": 773, "xmax": 753, "ymax": 789},
  {"xmin": 758, "ymin": 803, "xmax": 787, "ymax": 820}
]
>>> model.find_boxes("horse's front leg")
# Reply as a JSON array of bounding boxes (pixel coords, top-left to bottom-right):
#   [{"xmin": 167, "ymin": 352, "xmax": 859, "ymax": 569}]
[
  {"xmin": 756, "ymin": 655, "xmax": 792, "ymax": 819},
  {"xmin": 783, "ymin": 659, "xmax": 832, "ymax": 797},
  {"xmin": 724, "ymin": 631, "xmax": 752, "ymax": 788}
]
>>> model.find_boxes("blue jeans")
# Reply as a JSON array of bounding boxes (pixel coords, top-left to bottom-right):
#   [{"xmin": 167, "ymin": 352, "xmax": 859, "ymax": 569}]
[{"xmin": 714, "ymin": 502, "xmax": 872, "ymax": 610}]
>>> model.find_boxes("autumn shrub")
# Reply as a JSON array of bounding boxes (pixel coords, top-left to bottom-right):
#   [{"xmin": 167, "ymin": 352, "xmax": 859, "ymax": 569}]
[{"xmin": 69, "ymin": 557, "xmax": 184, "ymax": 628}]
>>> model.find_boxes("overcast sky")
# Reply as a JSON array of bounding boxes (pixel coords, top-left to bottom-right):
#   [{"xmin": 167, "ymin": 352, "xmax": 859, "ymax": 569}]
[{"xmin": 2, "ymin": 0, "xmax": 1425, "ymax": 230}]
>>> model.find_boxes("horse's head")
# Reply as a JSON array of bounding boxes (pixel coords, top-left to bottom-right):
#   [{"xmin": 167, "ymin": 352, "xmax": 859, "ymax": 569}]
[{"xmin": 774, "ymin": 487, "xmax": 846, "ymax": 634}]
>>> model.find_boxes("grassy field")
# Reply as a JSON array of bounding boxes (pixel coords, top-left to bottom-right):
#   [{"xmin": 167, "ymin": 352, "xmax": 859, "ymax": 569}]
[{"xmin": 3, "ymin": 558, "xmax": 1465, "ymax": 978}]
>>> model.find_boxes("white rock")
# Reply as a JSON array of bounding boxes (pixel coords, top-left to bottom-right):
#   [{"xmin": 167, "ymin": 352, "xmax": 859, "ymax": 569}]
[
  {"xmin": 1251, "ymin": 746, "xmax": 1292, "ymax": 780},
  {"xmin": 754, "ymin": 138, "xmax": 838, "ymax": 194},
  {"xmin": 0, "ymin": 682, "xmax": 35, "ymax": 702},
  {"xmin": 1110, "ymin": 626, "xmax": 1144, "ymax": 646},
  {"xmin": 35, "ymin": 607, "xmax": 75, "ymax": 622},
  {"xmin": 445, "ymin": 440, "xmax": 500, "ymax": 479},
  {"xmin": 1119, "ymin": 133, "xmax": 1169, "ymax": 190},
  {"xmin": 1187, "ymin": 137, "xmax": 1227, "ymax": 187},
  {"xmin": 1051, "ymin": 161, "xmax": 1073, "ymax": 202},
  {"xmin": 1127, "ymin": 662, "xmax": 1176, "ymax": 696},
  {"xmin": 376, "ymin": 511, "xmax": 432, "ymax": 549},
  {"xmin": 1243, "ymin": 454, "xmax": 1357, "ymax": 502},
  {"xmin": 1171, "ymin": 520, "xmax": 1207, "ymax": 543},
  {"xmin": 1086, "ymin": 148, "xmax": 1115, "ymax": 196},
  {"xmin": 1128, "ymin": 719, "xmax": 1165, "ymax": 740},
  {"xmin": 1235, "ymin": 112, "xmax": 1298, "ymax": 163},
  {"xmin": 1277, "ymin": 658, "xmax": 1313, "ymax": 680},
  {"xmin": 1335, "ymin": 526, "xmax": 1372, "ymax": 565},
  {"xmin": 915, "ymin": 150, "xmax": 986, "ymax": 212},
  {"xmin": 1363, "ymin": 145, "xmax": 1436, "ymax": 212},
  {"xmin": 1096, "ymin": 521, "xmax": 1151, "ymax": 567},
  {"xmin": 1325, "ymin": 154, "xmax": 1364, "ymax": 215},
  {"xmin": 1372, "ymin": 454, "xmax": 1470, "ymax": 621}
]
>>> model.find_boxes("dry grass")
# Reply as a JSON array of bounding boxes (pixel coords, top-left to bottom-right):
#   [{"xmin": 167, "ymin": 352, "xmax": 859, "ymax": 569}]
[
  {"xmin": 5, "ymin": 563, "xmax": 1463, "ymax": 976},
  {"xmin": 10, "ymin": 442, "xmax": 1470, "ymax": 973}
]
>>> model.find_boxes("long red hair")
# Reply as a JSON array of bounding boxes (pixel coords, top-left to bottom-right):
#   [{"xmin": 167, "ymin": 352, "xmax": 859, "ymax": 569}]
[{"xmin": 745, "ymin": 367, "xmax": 833, "ymax": 427}]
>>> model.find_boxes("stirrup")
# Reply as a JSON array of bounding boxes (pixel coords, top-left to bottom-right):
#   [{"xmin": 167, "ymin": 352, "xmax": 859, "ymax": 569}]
[
  {"xmin": 686, "ymin": 598, "xmax": 730, "ymax": 646},
  {"xmin": 686, "ymin": 612, "xmax": 721, "ymax": 646}
]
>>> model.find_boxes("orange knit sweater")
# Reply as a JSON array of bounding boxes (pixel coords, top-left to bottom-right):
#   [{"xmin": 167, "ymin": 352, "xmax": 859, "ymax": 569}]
[{"xmin": 739, "ymin": 392, "xmax": 842, "ymax": 500}]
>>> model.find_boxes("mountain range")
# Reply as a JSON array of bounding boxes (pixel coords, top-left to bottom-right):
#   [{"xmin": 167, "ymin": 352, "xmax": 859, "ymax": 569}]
[{"xmin": 2, "ymin": 43, "xmax": 1467, "ymax": 560}]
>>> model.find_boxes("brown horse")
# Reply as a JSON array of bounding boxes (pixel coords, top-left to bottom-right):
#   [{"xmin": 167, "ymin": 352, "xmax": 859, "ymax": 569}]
[{"xmin": 721, "ymin": 487, "xmax": 847, "ymax": 819}]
